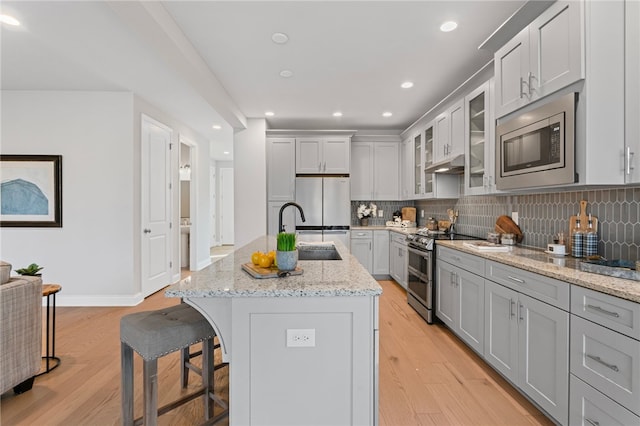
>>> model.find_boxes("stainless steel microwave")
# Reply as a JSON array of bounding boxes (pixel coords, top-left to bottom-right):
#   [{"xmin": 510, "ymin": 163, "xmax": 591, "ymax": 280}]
[{"xmin": 495, "ymin": 93, "xmax": 577, "ymax": 190}]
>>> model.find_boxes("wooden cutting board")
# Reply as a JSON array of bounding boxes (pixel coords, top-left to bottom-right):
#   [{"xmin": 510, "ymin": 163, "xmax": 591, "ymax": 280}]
[
  {"xmin": 402, "ymin": 207, "xmax": 416, "ymax": 223},
  {"xmin": 495, "ymin": 215, "xmax": 523, "ymax": 243},
  {"xmin": 241, "ymin": 263, "xmax": 303, "ymax": 279},
  {"xmin": 568, "ymin": 200, "xmax": 598, "ymax": 251}
]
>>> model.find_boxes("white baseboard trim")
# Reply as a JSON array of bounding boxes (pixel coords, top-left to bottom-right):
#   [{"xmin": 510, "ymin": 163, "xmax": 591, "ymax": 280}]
[{"xmin": 44, "ymin": 293, "xmax": 145, "ymax": 307}]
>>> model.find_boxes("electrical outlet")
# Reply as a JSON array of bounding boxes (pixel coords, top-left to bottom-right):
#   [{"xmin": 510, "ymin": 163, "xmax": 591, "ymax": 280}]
[
  {"xmin": 378, "ymin": 210, "xmax": 383, "ymax": 217},
  {"xmin": 286, "ymin": 329, "xmax": 316, "ymax": 347},
  {"xmin": 512, "ymin": 212, "xmax": 519, "ymax": 225}
]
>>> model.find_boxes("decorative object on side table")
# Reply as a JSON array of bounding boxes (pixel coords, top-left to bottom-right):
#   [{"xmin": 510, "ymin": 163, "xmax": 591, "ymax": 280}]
[
  {"xmin": 357, "ymin": 203, "xmax": 377, "ymax": 226},
  {"xmin": 276, "ymin": 232, "xmax": 298, "ymax": 271},
  {"xmin": 15, "ymin": 263, "xmax": 44, "ymax": 276}
]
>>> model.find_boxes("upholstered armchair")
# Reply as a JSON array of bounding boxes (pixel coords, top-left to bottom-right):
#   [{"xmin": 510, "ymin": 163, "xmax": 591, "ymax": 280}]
[{"xmin": 0, "ymin": 271, "xmax": 42, "ymax": 394}]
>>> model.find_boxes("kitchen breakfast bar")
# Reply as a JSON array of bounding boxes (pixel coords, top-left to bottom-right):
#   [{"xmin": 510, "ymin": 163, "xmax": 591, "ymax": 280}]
[{"xmin": 165, "ymin": 236, "xmax": 381, "ymax": 425}]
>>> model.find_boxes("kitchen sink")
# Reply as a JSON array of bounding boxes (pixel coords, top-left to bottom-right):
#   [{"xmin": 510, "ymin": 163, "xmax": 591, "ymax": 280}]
[{"xmin": 297, "ymin": 245, "xmax": 342, "ymax": 261}]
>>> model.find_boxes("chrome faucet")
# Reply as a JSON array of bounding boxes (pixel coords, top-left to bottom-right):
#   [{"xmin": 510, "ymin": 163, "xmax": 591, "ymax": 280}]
[{"xmin": 279, "ymin": 202, "xmax": 305, "ymax": 233}]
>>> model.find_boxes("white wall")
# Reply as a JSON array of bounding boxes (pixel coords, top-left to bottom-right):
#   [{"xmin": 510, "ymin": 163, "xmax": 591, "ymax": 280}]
[
  {"xmin": 234, "ymin": 118, "xmax": 267, "ymax": 248},
  {"xmin": 1, "ymin": 91, "xmax": 137, "ymax": 305}
]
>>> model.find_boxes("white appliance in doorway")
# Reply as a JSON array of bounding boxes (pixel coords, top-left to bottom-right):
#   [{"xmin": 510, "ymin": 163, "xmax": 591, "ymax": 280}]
[{"xmin": 294, "ymin": 177, "xmax": 351, "ymax": 250}]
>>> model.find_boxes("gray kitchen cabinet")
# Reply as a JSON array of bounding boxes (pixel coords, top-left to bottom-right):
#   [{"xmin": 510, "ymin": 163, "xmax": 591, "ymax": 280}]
[
  {"xmin": 494, "ymin": 1, "xmax": 584, "ymax": 118},
  {"xmin": 626, "ymin": 0, "xmax": 640, "ymax": 184},
  {"xmin": 351, "ymin": 230, "xmax": 373, "ymax": 273},
  {"xmin": 484, "ymin": 280, "xmax": 569, "ymax": 425},
  {"xmin": 389, "ymin": 232, "xmax": 408, "ymax": 289},
  {"xmin": 570, "ymin": 285, "xmax": 640, "ymax": 417},
  {"xmin": 296, "ymin": 137, "xmax": 350, "ymax": 174},
  {"xmin": 435, "ymin": 247, "xmax": 485, "ymax": 355},
  {"xmin": 434, "ymin": 100, "xmax": 464, "ymax": 163},
  {"xmin": 372, "ymin": 230, "xmax": 390, "ymax": 276},
  {"xmin": 464, "ymin": 79, "xmax": 498, "ymax": 196},
  {"xmin": 267, "ymin": 137, "xmax": 295, "ymax": 201},
  {"xmin": 350, "ymin": 142, "xmax": 399, "ymax": 200},
  {"xmin": 569, "ymin": 375, "xmax": 640, "ymax": 426}
]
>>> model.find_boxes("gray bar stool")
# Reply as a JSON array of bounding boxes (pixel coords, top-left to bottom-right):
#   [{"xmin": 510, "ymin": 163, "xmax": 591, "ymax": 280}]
[{"xmin": 120, "ymin": 303, "xmax": 228, "ymax": 425}]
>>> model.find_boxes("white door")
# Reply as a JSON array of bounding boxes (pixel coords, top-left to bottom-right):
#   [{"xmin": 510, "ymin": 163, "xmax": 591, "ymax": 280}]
[
  {"xmin": 141, "ymin": 115, "xmax": 173, "ymax": 297},
  {"xmin": 220, "ymin": 167, "xmax": 234, "ymax": 245}
]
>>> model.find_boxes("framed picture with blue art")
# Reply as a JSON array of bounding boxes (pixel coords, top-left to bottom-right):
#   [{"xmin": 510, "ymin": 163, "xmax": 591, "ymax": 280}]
[{"xmin": 0, "ymin": 155, "xmax": 62, "ymax": 227}]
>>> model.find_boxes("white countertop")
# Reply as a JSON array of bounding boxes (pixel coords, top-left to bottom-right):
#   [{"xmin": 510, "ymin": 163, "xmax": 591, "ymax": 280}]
[
  {"xmin": 351, "ymin": 226, "xmax": 418, "ymax": 235},
  {"xmin": 166, "ymin": 236, "xmax": 382, "ymax": 298},
  {"xmin": 437, "ymin": 240, "xmax": 640, "ymax": 303}
]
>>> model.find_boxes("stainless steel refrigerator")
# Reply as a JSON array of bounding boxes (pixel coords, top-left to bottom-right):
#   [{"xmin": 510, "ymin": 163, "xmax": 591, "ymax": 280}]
[{"xmin": 294, "ymin": 177, "xmax": 351, "ymax": 248}]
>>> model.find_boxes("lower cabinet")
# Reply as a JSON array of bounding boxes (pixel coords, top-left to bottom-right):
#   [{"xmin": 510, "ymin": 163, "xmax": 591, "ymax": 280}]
[
  {"xmin": 435, "ymin": 260, "xmax": 485, "ymax": 354},
  {"xmin": 351, "ymin": 231, "xmax": 373, "ymax": 273},
  {"xmin": 372, "ymin": 230, "xmax": 389, "ymax": 276},
  {"xmin": 389, "ymin": 235, "xmax": 408, "ymax": 289},
  {"xmin": 570, "ymin": 375, "xmax": 640, "ymax": 426},
  {"xmin": 484, "ymin": 280, "xmax": 569, "ymax": 425}
]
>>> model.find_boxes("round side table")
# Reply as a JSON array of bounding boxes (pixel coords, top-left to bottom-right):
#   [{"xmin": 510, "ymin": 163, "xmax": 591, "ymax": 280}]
[{"xmin": 37, "ymin": 284, "xmax": 61, "ymax": 376}]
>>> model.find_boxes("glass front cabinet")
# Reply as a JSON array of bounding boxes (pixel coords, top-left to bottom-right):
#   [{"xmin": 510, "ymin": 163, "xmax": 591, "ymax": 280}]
[{"xmin": 464, "ymin": 79, "xmax": 496, "ymax": 195}]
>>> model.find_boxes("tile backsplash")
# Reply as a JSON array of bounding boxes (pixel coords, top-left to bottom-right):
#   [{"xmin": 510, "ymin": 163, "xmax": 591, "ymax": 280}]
[
  {"xmin": 416, "ymin": 187, "xmax": 640, "ymax": 261},
  {"xmin": 351, "ymin": 200, "xmax": 415, "ymax": 227}
]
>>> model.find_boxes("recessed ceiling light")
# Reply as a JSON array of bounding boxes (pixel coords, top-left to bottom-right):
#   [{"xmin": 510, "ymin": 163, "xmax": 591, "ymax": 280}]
[
  {"xmin": 212, "ymin": 124, "xmax": 222, "ymax": 130},
  {"xmin": 223, "ymin": 151, "xmax": 230, "ymax": 155},
  {"xmin": 265, "ymin": 111, "xmax": 275, "ymax": 117},
  {"xmin": 271, "ymin": 32, "xmax": 289, "ymax": 44},
  {"xmin": 401, "ymin": 81, "xmax": 414, "ymax": 89},
  {"xmin": 333, "ymin": 112, "xmax": 343, "ymax": 117},
  {"xmin": 382, "ymin": 112, "xmax": 393, "ymax": 117},
  {"xmin": 279, "ymin": 69, "xmax": 294, "ymax": 78},
  {"xmin": 440, "ymin": 21, "xmax": 458, "ymax": 32},
  {"xmin": 0, "ymin": 14, "xmax": 20, "ymax": 26}
]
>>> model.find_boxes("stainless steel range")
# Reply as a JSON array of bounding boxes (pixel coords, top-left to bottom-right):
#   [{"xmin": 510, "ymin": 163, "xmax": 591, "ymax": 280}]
[{"xmin": 406, "ymin": 228, "xmax": 479, "ymax": 324}]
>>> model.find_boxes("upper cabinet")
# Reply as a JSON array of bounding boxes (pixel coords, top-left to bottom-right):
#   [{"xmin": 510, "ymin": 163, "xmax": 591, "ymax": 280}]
[
  {"xmin": 400, "ymin": 137, "xmax": 412, "ymax": 200},
  {"xmin": 494, "ymin": 1, "xmax": 584, "ymax": 118},
  {"xmin": 350, "ymin": 141, "xmax": 399, "ymax": 200},
  {"xmin": 296, "ymin": 137, "xmax": 350, "ymax": 174},
  {"xmin": 626, "ymin": 0, "xmax": 640, "ymax": 184},
  {"xmin": 464, "ymin": 80, "xmax": 497, "ymax": 196},
  {"xmin": 434, "ymin": 100, "xmax": 465, "ymax": 163},
  {"xmin": 267, "ymin": 137, "xmax": 296, "ymax": 201}
]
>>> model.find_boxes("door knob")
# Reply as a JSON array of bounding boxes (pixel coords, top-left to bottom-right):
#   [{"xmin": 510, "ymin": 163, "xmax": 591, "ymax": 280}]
[{"xmin": 143, "ymin": 228, "xmax": 151, "ymax": 234}]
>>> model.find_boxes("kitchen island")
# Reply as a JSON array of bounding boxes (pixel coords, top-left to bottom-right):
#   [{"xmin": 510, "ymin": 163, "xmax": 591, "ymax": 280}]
[{"xmin": 166, "ymin": 236, "xmax": 381, "ymax": 426}]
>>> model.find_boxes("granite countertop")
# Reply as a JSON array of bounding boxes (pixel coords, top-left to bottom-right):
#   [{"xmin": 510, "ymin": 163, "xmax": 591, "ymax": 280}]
[
  {"xmin": 166, "ymin": 236, "xmax": 382, "ymax": 298},
  {"xmin": 437, "ymin": 240, "xmax": 640, "ymax": 303}
]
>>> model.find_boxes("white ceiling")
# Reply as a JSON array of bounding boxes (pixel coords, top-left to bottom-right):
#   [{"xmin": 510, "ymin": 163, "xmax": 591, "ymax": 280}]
[{"xmin": 1, "ymin": 1, "xmax": 526, "ymax": 159}]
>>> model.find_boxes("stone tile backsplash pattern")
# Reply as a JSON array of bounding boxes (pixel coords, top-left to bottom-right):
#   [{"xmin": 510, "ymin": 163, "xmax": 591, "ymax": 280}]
[{"xmin": 416, "ymin": 187, "xmax": 640, "ymax": 262}]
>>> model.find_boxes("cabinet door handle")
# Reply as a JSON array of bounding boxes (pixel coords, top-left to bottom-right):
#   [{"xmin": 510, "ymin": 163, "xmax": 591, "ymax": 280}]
[
  {"xmin": 507, "ymin": 275, "xmax": 525, "ymax": 284},
  {"xmin": 626, "ymin": 146, "xmax": 635, "ymax": 175},
  {"xmin": 586, "ymin": 304, "xmax": 620, "ymax": 318},
  {"xmin": 519, "ymin": 77, "xmax": 528, "ymax": 99},
  {"xmin": 318, "ymin": 162, "xmax": 322, "ymax": 171},
  {"xmin": 527, "ymin": 71, "xmax": 535, "ymax": 95},
  {"xmin": 369, "ymin": 242, "xmax": 372, "ymax": 250},
  {"xmin": 323, "ymin": 161, "xmax": 327, "ymax": 171},
  {"xmin": 585, "ymin": 418, "xmax": 600, "ymax": 426},
  {"xmin": 586, "ymin": 354, "xmax": 620, "ymax": 372},
  {"xmin": 143, "ymin": 228, "xmax": 151, "ymax": 234},
  {"xmin": 510, "ymin": 299, "xmax": 516, "ymax": 319},
  {"xmin": 518, "ymin": 302, "xmax": 524, "ymax": 321}
]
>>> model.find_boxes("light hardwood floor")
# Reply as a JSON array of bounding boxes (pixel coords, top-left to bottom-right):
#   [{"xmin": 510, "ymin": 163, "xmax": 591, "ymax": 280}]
[{"xmin": 1, "ymin": 280, "xmax": 553, "ymax": 426}]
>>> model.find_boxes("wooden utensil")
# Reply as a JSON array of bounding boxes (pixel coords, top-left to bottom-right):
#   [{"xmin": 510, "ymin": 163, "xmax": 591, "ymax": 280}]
[
  {"xmin": 568, "ymin": 200, "xmax": 598, "ymax": 252},
  {"xmin": 495, "ymin": 215, "xmax": 524, "ymax": 243},
  {"xmin": 402, "ymin": 207, "xmax": 416, "ymax": 223}
]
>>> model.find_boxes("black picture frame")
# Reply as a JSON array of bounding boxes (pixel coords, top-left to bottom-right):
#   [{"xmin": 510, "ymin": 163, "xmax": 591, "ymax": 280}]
[{"xmin": 0, "ymin": 155, "xmax": 62, "ymax": 227}]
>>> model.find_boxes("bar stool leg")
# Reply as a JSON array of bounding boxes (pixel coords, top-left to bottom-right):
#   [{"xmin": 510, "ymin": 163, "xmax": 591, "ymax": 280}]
[
  {"xmin": 180, "ymin": 347, "xmax": 189, "ymax": 388},
  {"xmin": 202, "ymin": 338, "xmax": 215, "ymax": 420},
  {"xmin": 143, "ymin": 359, "xmax": 159, "ymax": 426},
  {"xmin": 121, "ymin": 342, "xmax": 134, "ymax": 426}
]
